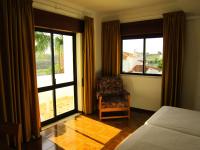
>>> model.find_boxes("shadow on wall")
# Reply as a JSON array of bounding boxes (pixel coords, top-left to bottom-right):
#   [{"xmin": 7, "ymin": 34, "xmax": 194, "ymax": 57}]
[{"xmin": 181, "ymin": 18, "xmax": 200, "ymax": 111}]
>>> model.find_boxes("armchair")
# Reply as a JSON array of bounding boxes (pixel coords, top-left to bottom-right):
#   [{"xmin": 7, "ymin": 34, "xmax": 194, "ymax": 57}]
[{"xmin": 96, "ymin": 76, "xmax": 130, "ymax": 120}]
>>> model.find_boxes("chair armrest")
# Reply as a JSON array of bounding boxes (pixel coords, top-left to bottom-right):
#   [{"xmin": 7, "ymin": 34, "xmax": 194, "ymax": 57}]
[{"xmin": 96, "ymin": 91, "xmax": 103, "ymax": 99}]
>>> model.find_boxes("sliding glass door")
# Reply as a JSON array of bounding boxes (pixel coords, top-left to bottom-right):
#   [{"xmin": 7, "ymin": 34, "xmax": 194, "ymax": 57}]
[{"xmin": 35, "ymin": 29, "xmax": 77, "ymax": 125}]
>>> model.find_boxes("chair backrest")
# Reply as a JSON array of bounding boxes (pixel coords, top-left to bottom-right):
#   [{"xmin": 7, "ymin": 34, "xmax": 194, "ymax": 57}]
[
  {"xmin": 97, "ymin": 76, "xmax": 123, "ymax": 95},
  {"xmin": 0, "ymin": 123, "xmax": 22, "ymax": 150}
]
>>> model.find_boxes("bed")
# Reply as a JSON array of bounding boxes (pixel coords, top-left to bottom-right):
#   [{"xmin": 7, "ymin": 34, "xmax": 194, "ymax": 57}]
[
  {"xmin": 115, "ymin": 106, "xmax": 200, "ymax": 150},
  {"xmin": 145, "ymin": 106, "xmax": 200, "ymax": 137},
  {"xmin": 115, "ymin": 124, "xmax": 200, "ymax": 150}
]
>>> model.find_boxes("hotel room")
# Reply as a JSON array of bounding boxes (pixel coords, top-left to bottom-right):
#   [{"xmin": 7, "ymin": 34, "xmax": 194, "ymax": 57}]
[{"xmin": 0, "ymin": 0, "xmax": 200, "ymax": 149}]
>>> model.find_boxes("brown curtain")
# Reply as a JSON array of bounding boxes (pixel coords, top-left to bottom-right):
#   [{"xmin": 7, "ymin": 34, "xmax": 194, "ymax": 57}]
[
  {"xmin": 102, "ymin": 20, "xmax": 121, "ymax": 76},
  {"xmin": 0, "ymin": 0, "xmax": 41, "ymax": 142},
  {"xmin": 83, "ymin": 16, "xmax": 95, "ymax": 114},
  {"xmin": 162, "ymin": 11, "xmax": 185, "ymax": 106}
]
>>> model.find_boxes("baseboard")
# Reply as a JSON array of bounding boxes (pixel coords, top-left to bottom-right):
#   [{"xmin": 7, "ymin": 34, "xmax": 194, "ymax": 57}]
[
  {"xmin": 78, "ymin": 110, "xmax": 83, "ymax": 114},
  {"xmin": 80, "ymin": 108, "xmax": 155, "ymax": 114},
  {"xmin": 130, "ymin": 107, "xmax": 156, "ymax": 114}
]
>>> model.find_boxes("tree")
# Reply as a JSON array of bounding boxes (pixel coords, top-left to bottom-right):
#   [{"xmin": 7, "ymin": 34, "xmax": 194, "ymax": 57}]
[
  {"xmin": 35, "ymin": 32, "xmax": 64, "ymax": 74},
  {"xmin": 35, "ymin": 32, "xmax": 51, "ymax": 76},
  {"xmin": 158, "ymin": 59, "xmax": 163, "ymax": 70},
  {"xmin": 35, "ymin": 32, "xmax": 50, "ymax": 55},
  {"xmin": 54, "ymin": 35, "xmax": 64, "ymax": 73}
]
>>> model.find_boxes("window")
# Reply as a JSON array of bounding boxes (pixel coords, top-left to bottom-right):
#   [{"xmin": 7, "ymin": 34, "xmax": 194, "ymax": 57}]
[{"xmin": 121, "ymin": 37, "xmax": 163, "ymax": 75}]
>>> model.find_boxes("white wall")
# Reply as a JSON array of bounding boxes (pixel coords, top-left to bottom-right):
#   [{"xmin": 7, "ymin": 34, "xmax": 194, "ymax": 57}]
[
  {"xmin": 121, "ymin": 75, "xmax": 162, "ymax": 111},
  {"xmin": 76, "ymin": 33, "xmax": 83, "ymax": 111},
  {"xmin": 181, "ymin": 17, "xmax": 200, "ymax": 111}
]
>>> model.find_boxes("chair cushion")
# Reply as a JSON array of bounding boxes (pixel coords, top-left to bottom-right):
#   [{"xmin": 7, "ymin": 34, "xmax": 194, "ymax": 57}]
[{"xmin": 101, "ymin": 96, "xmax": 129, "ymax": 108}]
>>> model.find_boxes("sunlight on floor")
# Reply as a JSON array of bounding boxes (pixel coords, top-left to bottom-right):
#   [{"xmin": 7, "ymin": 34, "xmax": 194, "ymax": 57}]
[
  {"xmin": 49, "ymin": 127, "xmax": 104, "ymax": 149},
  {"xmin": 48, "ymin": 115, "xmax": 121, "ymax": 150}
]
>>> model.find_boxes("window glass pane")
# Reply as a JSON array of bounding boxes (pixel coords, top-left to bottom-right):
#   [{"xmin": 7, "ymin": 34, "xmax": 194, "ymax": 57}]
[
  {"xmin": 56, "ymin": 86, "xmax": 75, "ymax": 115},
  {"xmin": 35, "ymin": 31, "xmax": 52, "ymax": 88},
  {"xmin": 53, "ymin": 34, "xmax": 74, "ymax": 84},
  {"xmin": 39, "ymin": 90, "xmax": 54, "ymax": 122},
  {"xmin": 122, "ymin": 39, "xmax": 144, "ymax": 73},
  {"xmin": 145, "ymin": 38, "xmax": 163, "ymax": 74}
]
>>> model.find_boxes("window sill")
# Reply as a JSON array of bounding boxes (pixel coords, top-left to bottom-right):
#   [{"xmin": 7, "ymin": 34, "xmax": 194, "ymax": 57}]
[{"xmin": 120, "ymin": 72, "xmax": 162, "ymax": 77}]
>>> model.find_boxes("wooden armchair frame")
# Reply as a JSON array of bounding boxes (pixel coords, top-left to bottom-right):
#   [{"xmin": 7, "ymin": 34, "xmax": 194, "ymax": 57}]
[
  {"xmin": 97, "ymin": 77, "xmax": 131, "ymax": 120},
  {"xmin": 98, "ymin": 95, "xmax": 131, "ymax": 120}
]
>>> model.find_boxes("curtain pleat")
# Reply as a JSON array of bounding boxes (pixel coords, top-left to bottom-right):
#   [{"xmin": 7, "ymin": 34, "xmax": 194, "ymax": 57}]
[
  {"xmin": 162, "ymin": 11, "xmax": 185, "ymax": 106},
  {"xmin": 0, "ymin": 0, "xmax": 41, "ymax": 142},
  {"xmin": 83, "ymin": 16, "xmax": 95, "ymax": 114},
  {"xmin": 102, "ymin": 20, "xmax": 121, "ymax": 76}
]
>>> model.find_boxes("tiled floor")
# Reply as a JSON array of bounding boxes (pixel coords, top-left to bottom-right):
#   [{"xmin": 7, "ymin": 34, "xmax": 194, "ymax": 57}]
[{"xmin": 23, "ymin": 110, "xmax": 154, "ymax": 150}]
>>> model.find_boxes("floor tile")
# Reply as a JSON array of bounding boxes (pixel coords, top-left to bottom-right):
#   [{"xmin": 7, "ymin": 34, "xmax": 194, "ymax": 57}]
[{"xmin": 23, "ymin": 110, "xmax": 153, "ymax": 150}]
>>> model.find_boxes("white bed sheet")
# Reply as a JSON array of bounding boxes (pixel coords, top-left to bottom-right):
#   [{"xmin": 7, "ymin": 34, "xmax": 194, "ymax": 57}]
[
  {"xmin": 115, "ymin": 124, "xmax": 200, "ymax": 150},
  {"xmin": 145, "ymin": 106, "xmax": 200, "ymax": 137}
]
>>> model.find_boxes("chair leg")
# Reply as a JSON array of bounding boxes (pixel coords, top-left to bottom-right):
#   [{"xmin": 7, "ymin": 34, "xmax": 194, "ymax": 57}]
[
  {"xmin": 99, "ymin": 96, "xmax": 102, "ymax": 120},
  {"xmin": 128, "ymin": 109, "xmax": 131, "ymax": 119},
  {"xmin": 127, "ymin": 95, "xmax": 131, "ymax": 119},
  {"xmin": 99, "ymin": 110, "xmax": 102, "ymax": 120}
]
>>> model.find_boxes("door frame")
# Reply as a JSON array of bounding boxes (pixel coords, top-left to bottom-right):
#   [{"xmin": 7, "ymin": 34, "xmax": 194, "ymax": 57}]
[{"xmin": 35, "ymin": 28, "xmax": 78, "ymax": 126}]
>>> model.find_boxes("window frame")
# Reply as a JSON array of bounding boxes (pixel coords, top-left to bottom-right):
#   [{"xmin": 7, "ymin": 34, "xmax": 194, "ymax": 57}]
[{"xmin": 121, "ymin": 34, "xmax": 163, "ymax": 76}]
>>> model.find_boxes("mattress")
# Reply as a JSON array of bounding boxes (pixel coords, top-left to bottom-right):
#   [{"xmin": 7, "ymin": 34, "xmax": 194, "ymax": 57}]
[
  {"xmin": 115, "ymin": 124, "xmax": 200, "ymax": 150},
  {"xmin": 145, "ymin": 106, "xmax": 200, "ymax": 137}
]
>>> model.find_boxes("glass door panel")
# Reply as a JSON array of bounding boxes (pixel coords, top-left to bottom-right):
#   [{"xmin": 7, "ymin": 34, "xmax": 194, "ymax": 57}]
[
  {"xmin": 38, "ymin": 91, "xmax": 54, "ymax": 122},
  {"xmin": 56, "ymin": 86, "xmax": 75, "ymax": 115},
  {"xmin": 53, "ymin": 34, "xmax": 74, "ymax": 84},
  {"xmin": 35, "ymin": 31, "xmax": 52, "ymax": 88}
]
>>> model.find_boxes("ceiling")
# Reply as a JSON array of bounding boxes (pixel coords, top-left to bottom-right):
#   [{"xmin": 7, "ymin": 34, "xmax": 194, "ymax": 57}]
[
  {"xmin": 61, "ymin": 0, "xmax": 200, "ymax": 15},
  {"xmin": 63, "ymin": 0, "xmax": 173, "ymax": 13}
]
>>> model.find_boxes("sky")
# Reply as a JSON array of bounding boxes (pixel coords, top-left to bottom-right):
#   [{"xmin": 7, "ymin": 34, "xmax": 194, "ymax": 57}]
[{"xmin": 123, "ymin": 37, "xmax": 163, "ymax": 54}]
